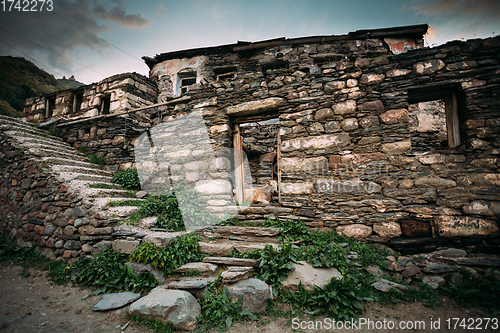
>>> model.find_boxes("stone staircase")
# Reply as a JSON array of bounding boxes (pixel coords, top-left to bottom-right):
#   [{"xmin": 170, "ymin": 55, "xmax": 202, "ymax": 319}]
[
  {"xmin": 0, "ymin": 115, "xmax": 140, "ymax": 220},
  {"xmin": 0, "ymin": 115, "xmax": 283, "ymax": 255}
]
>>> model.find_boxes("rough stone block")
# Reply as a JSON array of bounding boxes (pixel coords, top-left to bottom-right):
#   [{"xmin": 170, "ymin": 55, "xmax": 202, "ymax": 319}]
[
  {"xmin": 281, "ymin": 133, "xmax": 350, "ymax": 152},
  {"xmin": 112, "ymin": 239, "xmax": 140, "ymax": 254},
  {"xmin": 433, "ymin": 215, "xmax": 499, "ymax": 237}
]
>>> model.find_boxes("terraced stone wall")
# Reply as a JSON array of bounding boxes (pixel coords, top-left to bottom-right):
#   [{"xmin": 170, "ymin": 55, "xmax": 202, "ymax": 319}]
[{"xmin": 149, "ymin": 35, "xmax": 500, "ymax": 252}]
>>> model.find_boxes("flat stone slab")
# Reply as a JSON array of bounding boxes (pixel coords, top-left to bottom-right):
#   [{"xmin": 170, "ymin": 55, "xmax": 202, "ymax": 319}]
[
  {"xmin": 222, "ymin": 266, "xmax": 254, "ymax": 283},
  {"xmin": 371, "ymin": 278, "xmax": 408, "ymax": 293},
  {"xmin": 92, "ymin": 292, "xmax": 141, "ymax": 311},
  {"xmin": 164, "ymin": 277, "xmax": 216, "ymax": 290},
  {"xmin": 142, "ymin": 231, "xmax": 189, "ymax": 247},
  {"xmin": 282, "ymin": 261, "xmax": 343, "ymax": 292},
  {"xmin": 174, "ymin": 262, "xmax": 218, "ymax": 274},
  {"xmin": 197, "ymin": 226, "xmax": 280, "ymax": 238},
  {"xmin": 422, "ymin": 263, "xmax": 460, "ymax": 274},
  {"xmin": 202, "ymin": 257, "xmax": 259, "ymax": 267}
]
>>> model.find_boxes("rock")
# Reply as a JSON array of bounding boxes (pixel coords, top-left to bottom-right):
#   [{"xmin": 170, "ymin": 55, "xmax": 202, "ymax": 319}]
[
  {"xmin": 282, "ymin": 261, "xmax": 343, "ymax": 292},
  {"xmin": 280, "ymin": 157, "xmax": 329, "ymax": 173},
  {"xmin": 379, "ymin": 109, "xmax": 409, "ymax": 124},
  {"xmin": 341, "ymin": 118, "xmax": 359, "ymax": 131},
  {"xmin": 433, "ymin": 216, "xmax": 499, "ymax": 237},
  {"xmin": 92, "ymin": 292, "xmax": 141, "ymax": 311},
  {"xmin": 336, "ymin": 224, "xmax": 372, "ymax": 239},
  {"xmin": 222, "ymin": 266, "xmax": 254, "ymax": 283},
  {"xmin": 128, "ymin": 288, "xmax": 200, "ymax": 331},
  {"xmin": 373, "ymin": 222, "xmax": 402, "ymax": 238},
  {"xmin": 422, "ymin": 263, "xmax": 460, "ymax": 274},
  {"xmin": 358, "ymin": 100, "xmax": 384, "ymax": 111},
  {"xmin": 82, "ymin": 244, "xmax": 93, "ymax": 253},
  {"xmin": 381, "ymin": 140, "xmax": 411, "ymax": 155},
  {"xmin": 135, "ymin": 191, "xmax": 148, "ymax": 199},
  {"xmin": 174, "ymin": 262, "xmax": 218, "ymax": 274},
  {"xmin": 371, "ymin": 278, "xmax": 407, "ymax": 293},
  {"xmin": 195, "ymin": 179, "xmax": 232, "ymax": 195},
  {"xmin": 226, "ymin": 278, "xmax": 270, "ymax": 315},
  {"xmin": 202, "ymin": 257, "xmax": 259, "ymax": 267},
  {"xmin": 401, "ymin": 263, "xmax": 421, "ymax": 277},
  {"xmin": 401, "ymin": 220, "xmax": 430, "ymax": 237},
  {"xmin": 125, "ymin": 262, "xmax": 165, "ymax": 284},
  {"xmin": 333, "ymin": 100, "xmax": 356, "ymax": 115},
  {"xmin": 414, "ymin": 177, "xmax": 456, "ymax": 188},
  {"xmin": 164, "ymin": 277, "xmax": 216, "ymax": 290},
  {"xmin": 21, "ymin": 178, "xmax": 32, "ymax": 189},
  {"xmin": 112, "ymin": 239, "xmax": 140, "ymax": 254},
  {"xmin": 360, "ymin": 74, "xmax": 385, "ymax": 84},
  {"xmin": 413, "ymin": 59, "xmax": 445, "ymax": 75},
  {"xmin": 431, "ymin": 248, "xmax": 467, "ymax": 258},
  {"xmin": 280, "ymin": 182, "xmax": 314, "ymax": 194},
  {"xmin": 281, "ymin": 133, "xmax": 351, "ymax": 152},
  {"xmin": 463, "ymin": 200, "xmax": 500, "ymax": 217},
  {"xmin": 366, "ymin": 266, "xmax": 384, "ymax": 277},
  {"xmin": 74, "ymin": 218, "xmax": 90, "ymax": 228},
  {"xmin": 422, "ymin": 275, "xmax": 445, "ymax": 289},
  {"xmin": 226, "ymin": 97, "xmax": 285, "ymax": 116},
  {"xmin": 74, "ymin": 206, "xmax": 85, "ymax": 217},
  {"xmin": 143, "ymin": 231, "xmax": 188, "ymax": 247}
]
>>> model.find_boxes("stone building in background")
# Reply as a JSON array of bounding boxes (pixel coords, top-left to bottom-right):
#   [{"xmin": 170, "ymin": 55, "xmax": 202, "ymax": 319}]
[{"xmin": 21, "ymin": 24, "xmax": 500, "ymax": 251}]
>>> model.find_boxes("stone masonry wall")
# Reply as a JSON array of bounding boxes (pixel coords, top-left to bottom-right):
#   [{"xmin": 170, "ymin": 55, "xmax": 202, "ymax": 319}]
[
  {"xmin": 0, "ymin": 138, "xmax": 132, "ymax": 263},
  {"xmin": 148, "ymin": 35, "xmax": 500, "ymax": 252},
  {"xmin": 23, "ymin": 72, "xmax": 157, "ymax": 123}
]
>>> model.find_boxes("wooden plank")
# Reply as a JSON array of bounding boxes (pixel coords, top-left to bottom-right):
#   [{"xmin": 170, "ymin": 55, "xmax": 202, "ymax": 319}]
[
  {"xmin": 233, "ymin": 124, "xmax": 244, "ymax": 204},
  {"xmin": 57, "ymin": 95, "xmax": 191, "ymax": 127},
  {"xmin": 445, "ymin": 93, "xmax": 461, "ymax": 148},
  {"xmin": 277, "ymin": 128, "xmax": 282, "ymax": 204}
]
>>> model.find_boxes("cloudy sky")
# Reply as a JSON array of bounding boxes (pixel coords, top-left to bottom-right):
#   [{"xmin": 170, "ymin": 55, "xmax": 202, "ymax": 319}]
[{"xmin": 0, "ymin": 0, "xmax": 498, "ymax": 84}]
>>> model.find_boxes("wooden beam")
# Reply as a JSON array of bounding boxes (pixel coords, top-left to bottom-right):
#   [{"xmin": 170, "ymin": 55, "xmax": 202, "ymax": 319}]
[
  {"xmin": 57, "ymin": 95, "xmax": 191, "ymax": 127},
  {"xmin": 277, "ymin": 128, "xmax": 282, "ymax": 204},
  {"xmin": 233, "ymin": 124, "xmax": 244, "ymax": 204},
  {"xmin": 445, "ymin": 93, "xmax": 461, "ymax": 148}
]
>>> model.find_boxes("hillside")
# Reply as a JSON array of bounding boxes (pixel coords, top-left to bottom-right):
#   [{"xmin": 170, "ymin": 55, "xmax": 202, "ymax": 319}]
[{"xmin": 0, "ymin": 56, "xmax": 84, "ymax": 117}]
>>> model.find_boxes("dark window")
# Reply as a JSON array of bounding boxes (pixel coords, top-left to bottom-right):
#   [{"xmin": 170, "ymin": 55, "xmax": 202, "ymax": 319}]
[
  {"xmin": 46, "ymin": 97, "xmax": 56, "ymax": 118},
  {"xmin": 100, "ymin": 95, "xmax": 111, "ymax": 115},
  {"xmin": 215, "ymin": 66, "xmax": 237, "ymax": 81},
  {"xmin": 73, "ymin": 91, "xmax": 84, "ymax": 113}
]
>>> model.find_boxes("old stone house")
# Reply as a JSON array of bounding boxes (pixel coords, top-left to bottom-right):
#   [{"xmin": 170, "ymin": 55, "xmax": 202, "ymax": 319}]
[{"xmin": 13, "ymin": 23, "xmax": 500, "ymax": 253}]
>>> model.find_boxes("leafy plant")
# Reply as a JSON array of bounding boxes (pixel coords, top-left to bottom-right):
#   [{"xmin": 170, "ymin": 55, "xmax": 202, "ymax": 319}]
[
  {"xmin": 90, "ymin": 183, "xmax": 119, "ymax": 189},
  {"xmin": 87, "ymin": 153, "xmax": 106, "ymax": 168},
  {"xmin": 256, "ymin": 243, "xmax": 297, "ymax": 297},
  {"xmin": 68, "ymin": 247, "xmax": 157, "ymax": 295},
  {"xmin": 442, "ymin": 269, "xmax": 500, "ymax": 313},
  {"xmin": 108, "ymin": 199, "xmax": 143, "ymax": 207},
  {"xmin": 112, "ymin": 168, "xmax": 141, "ymax": 190},
  {"xmin": 307, "ymin": 272, "xmax": 374, "ymax": 320},
  {"xmin": 47, "ymin": 124, "xmax": 61, "ymax": 137},
  {"xmin": 129, "ymin": 234, "xmax": 203, "ymax": 275},
  {"xmin": 129, "ymin": 315, "xmax": 175, "ymax": 333},
  {"xmin": 264, "ymin": 218, "xmax": 311, "ymax": 242},
  {"xmin": 77, "ymin": 146, "xmax": 87, "ymax": 153},
  {"xmin": 198, "ymin": 274, "xmax": 257, "ymax": 330}
]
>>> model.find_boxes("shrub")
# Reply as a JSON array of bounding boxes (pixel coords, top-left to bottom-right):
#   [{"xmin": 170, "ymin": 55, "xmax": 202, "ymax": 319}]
[{"xmin": 112, "ymin": 169, "xmax": 141, "ymax": 190}]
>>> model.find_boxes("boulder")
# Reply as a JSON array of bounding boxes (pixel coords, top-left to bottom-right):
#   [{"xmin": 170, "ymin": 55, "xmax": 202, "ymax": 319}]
[
  {"xmin": 226, "ymin": 278, "xmax": 270, "ymax": 315},
  {"xmin": 282, "ymin": 261, "xmax": 343, "ymax": 292},
  {"xmin": 371, "ymin": 278, "xmax": 407, "ymax": 293},
  {"xmin": 125, "ymin": 262, "xmax": 165, "ymax": 284},
  {"xmin": 128, "ymin": 288, "xmax": 200, "ymax": 331},
  {"xmin": 373, "ymin": 222, "xmax": 402, "ymax": 238}
]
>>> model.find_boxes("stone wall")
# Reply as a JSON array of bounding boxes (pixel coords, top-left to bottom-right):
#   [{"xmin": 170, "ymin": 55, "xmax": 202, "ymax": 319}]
[
  {"xmin": 145, "ymin": 32, "xmax": 500, "ymax": 251},
  {"xmin": 23, "ymin": 72, "xmax": 157, "ymax": 123},
  {"xmin": 0, "ymin": 137, "xmax": 129, "ymax": 263}
]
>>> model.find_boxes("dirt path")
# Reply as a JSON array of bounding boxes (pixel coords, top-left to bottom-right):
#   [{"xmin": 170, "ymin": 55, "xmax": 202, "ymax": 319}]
[{"xmin": 0, "ymin": 264, "xmax": 497, "ymax": 333}]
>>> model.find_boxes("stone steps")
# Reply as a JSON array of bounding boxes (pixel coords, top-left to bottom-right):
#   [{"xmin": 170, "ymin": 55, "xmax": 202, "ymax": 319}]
[
  {"xmin": 0, "ymin": 118, "xmax": 65, "ymax": 143},
  {"xmin": 82, "ymin": 187, "xmax": 133, "ymax": 198},
  {"xmin": 57, "ymin": 172, "xmax": 112, "ymax": 183},
  {"xmin": 51, "ymin": 165, "xmax": 113, "ymax": 177},
  {"xmin": 42, "ymin": 157, "xmax": 105, "ymax": 169},
  {"xmin": 28, "ymin": 147, "xmax": 88, "ymax": 161},
  {"xmin": 6, "ymin": 131, "xmax": 73, "ymax": 149},
  {"xmin": 22, "ymin": 141, "xmax": 80, "ymax": 156}
]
